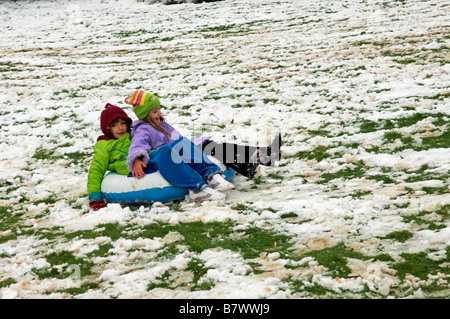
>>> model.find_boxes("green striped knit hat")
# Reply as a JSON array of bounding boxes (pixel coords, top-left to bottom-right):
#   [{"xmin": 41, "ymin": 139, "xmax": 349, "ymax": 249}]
[{"xmin": 124, "ymin": 91, "xmax": 161, "ymax": 120}]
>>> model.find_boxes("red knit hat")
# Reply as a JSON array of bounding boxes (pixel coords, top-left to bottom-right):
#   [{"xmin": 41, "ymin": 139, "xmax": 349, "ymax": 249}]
[{"xmin": 97, "ymin": 103, "xmax": 133, "ymax": 141}]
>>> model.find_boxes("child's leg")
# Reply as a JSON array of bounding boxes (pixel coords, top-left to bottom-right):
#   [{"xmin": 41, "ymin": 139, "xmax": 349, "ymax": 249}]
[
  {"xmin": 170, "ymin": 137, "xmax": 222, "ymax": 180},
  {"xmin": 201, "ymin": 140, "xmax": 255, "ymax": 164},
  {"xmin": 149, "ymin": 145, "xmax": 207, "ymax": 191},
  {"xmin": 201, "ymin": 135, "xmax": 281, "ymax": 167},
  {"xmin": 199, "ymin": 141, "xmax": 261, "ymax": 179}
]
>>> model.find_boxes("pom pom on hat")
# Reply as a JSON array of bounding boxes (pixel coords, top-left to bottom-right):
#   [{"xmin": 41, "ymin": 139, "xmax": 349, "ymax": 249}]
[{"xmin": 124, "ymin": 91, "xmax": 160, "ymax": 120}]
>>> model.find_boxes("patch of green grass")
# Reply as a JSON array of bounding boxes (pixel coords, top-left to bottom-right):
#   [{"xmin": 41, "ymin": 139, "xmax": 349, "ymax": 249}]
[
  {"xmin": 65, "ymin": 223, "xmax": 126, "ymax": 241},
  {"xmin": 32, "ymin": 147, "xmax": 88, "ymax": 165},
  {"xmin": 147, "ymin": 270, "xmax": 175, "ymax": 290},
  {"xmin": 0, "ymin": 207, "xmax": 23, "ymax": 244},
  {"xmin": 420, "ymin": 280, "xmax": 450, "ymax": 295},
  {"xmin": 199, "ymin": 24, "xmax": 236, "ymax": 33},
  {"xmin": 114, "ymin": 29, "xmax": 151, "ymax": 38},
  {"xmin": 367, "ymin": 174, "xmax": 396, "ymax": 184},
  {"xmin": 33, "ymin": 195, "xmax": 58, "ymax": 206},
  {"xmin": 419, "ymin": 127, "xmax": 450, "ymax": 150},
  {"xmin": 187, "ymin": 257, "xmax": 214, "ymax": 291},
  {"xmin": 74, "ymin": 220, "xmax": 293, "ymax": 263},
  {"xmin": 232, "ymin": 102, "xmax": 255, "ymax": 108},
  {"xmin": 349, "ymin": 190, "xmax": 372, "ymax": 198},
  {"xmin": 392, "ymin": 252, "xmax": 448, "ymax": 280},
  {"xmin": 401, "ymin": 212, "xmax": 442, "ymax": 230},
  {"xmin": 230, "ymin": 203, "xmax": 254, "ymax": 212},
  {"xmin": 383, "ymin": 130, "xmax": 403, "ymax": 143},
  {"xmin": 308, "ymin": 129, "xmax": 329, "ymax": 137},
  {"xmin": 252, "ymin": 176, "xmax": 263, "ymax": 185},
  {"xmin": 435, "ymin": 205, "xmax": 450, "ymax": 220},
  {"xmin": 421, "ymin": 186, "xmax": 448, "ymax": 195},
  {"xmin": 266, "ymin": 173, "xmax": 284, "ymax": 180},
  {"xmin": 280, "ymin": 212, "xmax": 298, "ymax": 219},
  {"xmin": 154, "ymin": 245, "xmax": 182, "ymax": 262},
  {"xmin": 402, "ymin": 164, "xmax": 450, "ymax": 185},
  {"xmin": 297, "ymin": 80, "xmax": 317, "ymax": 87},
  {"xmin": 393, "ymin": 58, "xmax": 417, "ymax": 65},
  {"xmin": 358, "ymin": 112, "xmax": 448, "ymax": 134},
  {"xmin": 248, "ymin": 262, "xmax": 264, "ymax": 275},
  {"xmin": 0, "ymin": 61, "xmax": 27, "ymax": 72},
  {"xmin": 299, "ymin": 243, "xmax": 370, "ymax": 278},
  {"xmin": 167, "ymin": 221, "xmax": 293, "ymax": 259},
  {"xmin": 167, "ymin": 203, "xmax": 185, "ymax": 212},
  {"xmin": 378, "ymin": 230, "xmax": 413, "ymax": 243},
  {"xmin": 263, "ymin": 98, "xmax": 278, "ymax": 104},
  {"xmin": 318, "ymin": 160, "xmax": 367, "ymax": 184},
  {"xmin": 56, "ymin": 282, "xmax": 100, "ymax": 295},
  {"xmin": 187, "ymin": 258, "xmax": 210, "ymax": 282},
  {"xmin": 0, "ymin": 278, "xmax": 16, "ymax": 289},
  {"xmin": 289, "ymin": 278, "xmax": 335, "ymax": 297},
  {"xmin": 88, "ymin": 243, "xmax": 114, "ymax": 258},
  {"xmin": 289, "ymin": 145, "xmax": 333, "ymax": 162},
  {"xmin": 193, "ymin": 278, "xmax": 216, "ymax": 291},
  {"xmin": 33, "ymin": 250, "xmax": 94, "ymax": 280},
  {"xmin": 359, "ymin": 119, "xmax": 378, "ymax": 133}
]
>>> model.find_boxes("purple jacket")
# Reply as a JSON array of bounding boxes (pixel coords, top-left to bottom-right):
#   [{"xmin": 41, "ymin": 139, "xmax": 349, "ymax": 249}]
[{"xmin": 126, "ymin": 120, "xmax": 208, "ymax": 172}]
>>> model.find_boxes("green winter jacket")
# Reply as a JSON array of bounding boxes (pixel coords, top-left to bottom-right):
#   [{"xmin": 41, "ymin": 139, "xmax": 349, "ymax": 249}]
[{"xmin": 87, "ymin": 133, "xmax": 131, "ymax": 201}]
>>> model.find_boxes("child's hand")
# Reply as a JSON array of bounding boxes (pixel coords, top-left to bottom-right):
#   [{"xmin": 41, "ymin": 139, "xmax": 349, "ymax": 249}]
[{"xmin": 132, "ymin": 159, "xmax": 147, "ymax": 179}]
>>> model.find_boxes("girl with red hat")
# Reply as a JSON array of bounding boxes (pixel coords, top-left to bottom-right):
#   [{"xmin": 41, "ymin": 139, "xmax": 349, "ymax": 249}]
[{"xmin": 87, "ymin": 103, "xmax": 133, "ymax": 210}]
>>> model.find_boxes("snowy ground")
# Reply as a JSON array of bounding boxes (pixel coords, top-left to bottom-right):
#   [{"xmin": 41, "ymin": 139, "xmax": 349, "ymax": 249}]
[{"xmin": 0, "ymin": 0, "xmax": 449, "ymax": 299}]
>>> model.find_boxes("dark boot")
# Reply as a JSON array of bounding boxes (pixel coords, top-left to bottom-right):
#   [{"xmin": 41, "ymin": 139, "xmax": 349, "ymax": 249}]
[
  {"xmin": 226, "ymin": 162, "xmax": 260, "ymax": 179},
  {"xmin": 257, "ymin": 134, "xmax": 282, "ymax": 166},
  {"xmin": 200, "ymin": 140, "xmax": 261, "ymax": 179},
  {"xmin": 200, "ymin": 135, "xmax": 282, "ymax": 178}
]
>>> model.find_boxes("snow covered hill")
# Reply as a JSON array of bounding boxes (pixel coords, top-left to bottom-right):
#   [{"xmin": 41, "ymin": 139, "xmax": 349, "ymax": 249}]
[{"xmin": 0, "ymin": 0, "xmax": 449, "ymax": 299}]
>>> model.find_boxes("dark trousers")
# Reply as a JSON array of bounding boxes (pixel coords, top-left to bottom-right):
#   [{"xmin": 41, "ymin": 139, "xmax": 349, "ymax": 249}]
[{"xmin": 200, "ymin": 136, "xmax": 281, "ymax": 179}]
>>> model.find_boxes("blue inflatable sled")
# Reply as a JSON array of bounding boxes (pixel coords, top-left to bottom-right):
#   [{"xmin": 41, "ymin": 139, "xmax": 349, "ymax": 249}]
[{"xmin": 101, "ymin": 157, "xmax": 235, "ymax": 205}]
